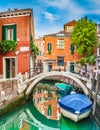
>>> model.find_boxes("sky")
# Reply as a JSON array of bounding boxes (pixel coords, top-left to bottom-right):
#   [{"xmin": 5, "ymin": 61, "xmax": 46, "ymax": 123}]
[{"xmin": 0, "ymin": 0, "xmax": 100, "ymax": 38}]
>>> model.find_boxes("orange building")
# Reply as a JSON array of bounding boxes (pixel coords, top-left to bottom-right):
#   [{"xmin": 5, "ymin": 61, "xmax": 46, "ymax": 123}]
[
  {"xmin": 0, "ymin": 8, "xmax": 34, "ymax": 78},
  {"xmin": 43, "ymin": 20, "xmax": 81, "ymax": 72},
  {"xmin": 34, "ymin": 37, "xmax": 45, "ymax": 72}
]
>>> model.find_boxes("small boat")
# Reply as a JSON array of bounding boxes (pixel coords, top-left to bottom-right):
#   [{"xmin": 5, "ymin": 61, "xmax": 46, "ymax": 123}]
[
  {"xmin": 55, "ymin": 83, "xmax": 72, "ymax": 95},
  {"xmin": 59, "ymin": 93, "xmax": 93, "ymax": 122}
]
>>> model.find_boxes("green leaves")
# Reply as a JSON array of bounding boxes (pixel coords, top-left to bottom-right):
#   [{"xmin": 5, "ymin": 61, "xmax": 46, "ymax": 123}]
[
  {"xmin": 71, "ymin": 17, "xmax": 97, "ymax": 57},
  {"xmin": 79, "ymin": 57, "xmax": 86, "ymax": 66},
  {"xmin": 86, "ymin": 55, "xmax": 96, "ymax": 65},
  {"xmin": 30, "ymin": 36, "xmax": 39, "ymax": 60},
  {"xmin": 0, "ymin": 40, "xmax": 17, "ymax": 54},
  {"xmin": 79, "ymin": 55, "xmax": 96, "ymax": 66}
]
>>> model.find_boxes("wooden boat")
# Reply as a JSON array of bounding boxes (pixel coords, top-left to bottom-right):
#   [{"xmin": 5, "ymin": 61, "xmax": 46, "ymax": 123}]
[{"xmin": 59, "ymin": 93, "xmax": 93, "ymax": 122}]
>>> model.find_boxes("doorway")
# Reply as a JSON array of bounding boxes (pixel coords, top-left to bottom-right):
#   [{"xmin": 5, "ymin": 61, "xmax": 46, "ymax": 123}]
[
  {"xmin": 5, "ymin": 58, "xmax": 16, "ymax": 78},
  {"xmin": 48, "ymin": 63, "xmax": 52, "ymax": 72},
  {"xmin": 70, "ymin": 62, "xmax": 74, "ymax": 73}
]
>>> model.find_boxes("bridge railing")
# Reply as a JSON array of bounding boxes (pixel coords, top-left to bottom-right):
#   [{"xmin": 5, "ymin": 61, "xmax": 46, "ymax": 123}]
[{"xmin": 20, "ymin": 67, "xmax": 43, "ymax": 83}]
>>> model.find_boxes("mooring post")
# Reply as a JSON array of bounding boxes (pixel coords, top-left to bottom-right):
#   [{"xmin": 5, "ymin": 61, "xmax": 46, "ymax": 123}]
[
  {"xmin": 89, "ymin": 72, "xmax": 95, "ymax": 99},
  {"xmin": 92, "ymin": 72, "xmax": 99, "ymax": 116}
]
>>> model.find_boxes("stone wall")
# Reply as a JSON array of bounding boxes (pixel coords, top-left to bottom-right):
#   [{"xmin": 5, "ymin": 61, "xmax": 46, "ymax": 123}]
[{"xmin": 0, "ymin": 79, "xmax": 18, "ymax": 101}]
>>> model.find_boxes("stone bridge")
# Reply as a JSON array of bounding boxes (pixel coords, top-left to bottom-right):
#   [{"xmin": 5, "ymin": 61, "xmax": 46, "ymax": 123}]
[{"xmin": 18, "ymin": 71, "xmax": 91, "ymax": 97}]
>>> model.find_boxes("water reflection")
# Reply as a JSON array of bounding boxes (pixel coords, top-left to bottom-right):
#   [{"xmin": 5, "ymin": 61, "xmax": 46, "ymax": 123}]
[
  {"xmin": 0, "ymin": 82, "xmax": 99, "ymax": 130},
  {"xmin": 33, "ymin": 83, "xmax": 60, "ymax": 120}
]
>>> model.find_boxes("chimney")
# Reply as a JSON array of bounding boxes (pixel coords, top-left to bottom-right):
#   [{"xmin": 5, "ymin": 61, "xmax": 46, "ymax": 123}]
[
  {"xmin": 8, "ymin": 8, "xmax": 11, "ymax": 12},
  {"xmin": 14, "ymin": 8, "xmax": 18, "ymax": 11}
]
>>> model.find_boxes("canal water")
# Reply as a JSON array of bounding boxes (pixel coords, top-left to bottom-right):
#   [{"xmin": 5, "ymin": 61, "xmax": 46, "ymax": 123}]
[{"xmin": 0, "ymin": 81, "xmax": 100, "ymax": 130}]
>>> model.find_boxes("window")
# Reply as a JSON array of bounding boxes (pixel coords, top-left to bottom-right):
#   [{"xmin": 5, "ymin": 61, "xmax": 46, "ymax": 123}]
[
  {"xmin": 48, "ymin": 43, "xmax": 52, "ymax": 51},
  {"xmin": 70, "ymin": 44, "xmax": 74, "ymax": 54},
  {"xmin": 57, "ymin": 56, "xmax": 64, "ymax": 66},
  {"xmin": 57, "ymin": 40, "xmax": 64, "ymax": 49},
  {"xmin": 6, "ymin": 27, "xmax": 13, "ymax": 40},
  {"xmin": 2, "ymin": 25, "xmax": 16, "ymax": 41},
  {"xmin": 48, "ymin": 106, "xmax": 52, "ymax": 116},
  {"xmin": 56, "ymin": 33, "xmax": 65, "ymax": 37},
  {"xmin": 97, "ymin": 48, "xmax": 100, "ymax": 56},
  {"xmin": 67, "ymin": 26, "xmax": 74, "ymax": 32},
  {"xmin": 98, "ymin": 24, "xmax": 100, "ymax": 34}
]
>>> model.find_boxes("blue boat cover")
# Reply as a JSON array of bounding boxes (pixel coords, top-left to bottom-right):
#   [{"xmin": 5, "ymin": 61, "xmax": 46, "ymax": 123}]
[{"xmin": 59, "ymin": 93, "xmax": 92, "ymax": 114}]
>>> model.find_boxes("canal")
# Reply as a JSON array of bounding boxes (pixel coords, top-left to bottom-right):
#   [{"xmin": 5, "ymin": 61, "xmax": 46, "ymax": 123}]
[{"xmin": 0, "ymin": 80, "xmax": 100, "ymax": 130}]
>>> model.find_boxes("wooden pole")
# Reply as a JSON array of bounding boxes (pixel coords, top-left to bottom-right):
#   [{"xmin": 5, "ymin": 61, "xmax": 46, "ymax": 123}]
[
  {"xmin": 89, "ymin": 72, "xmax": 95, "ymax": 99},
  {"xmin": 92, "ymin": 72, "xmax": 100, "ymax": 116}
]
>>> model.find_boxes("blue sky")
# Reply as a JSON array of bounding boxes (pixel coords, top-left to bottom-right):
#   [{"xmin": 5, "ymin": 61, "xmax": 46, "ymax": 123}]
[{"xmin": 0, "ymin": 0, "xmax": 100, "ymax": 38}]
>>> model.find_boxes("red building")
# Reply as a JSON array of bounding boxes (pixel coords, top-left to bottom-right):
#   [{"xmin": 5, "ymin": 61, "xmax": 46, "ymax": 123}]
[{"xmin": 0, "ymin": 8, "xmax": 34, "ymax": 78}]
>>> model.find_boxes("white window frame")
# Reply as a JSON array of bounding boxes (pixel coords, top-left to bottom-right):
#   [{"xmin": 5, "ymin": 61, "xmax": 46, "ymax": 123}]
[
  {"xmin": 57, "ymin": 40, "xmax": 64, "ymax": 49},
  {"xmin": 6, "ymin": 28, "xmax": 13, "ymax": 40}
]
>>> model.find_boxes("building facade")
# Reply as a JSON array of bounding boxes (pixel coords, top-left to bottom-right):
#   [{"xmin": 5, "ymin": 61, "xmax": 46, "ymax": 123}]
[
  {"xmin": 43, "ymin": 20, "xmax": 81, "ymax": 72},
  {"xmin": 34, "ymin": 37, "xmax": 45, "ymax": 72},
  {"xmin": 0, "ymin": 8, "xmax": 34, "ymax": 78}
]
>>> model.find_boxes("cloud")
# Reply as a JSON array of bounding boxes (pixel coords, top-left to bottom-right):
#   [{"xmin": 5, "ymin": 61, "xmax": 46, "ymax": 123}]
[
  {"xmin": 85, "ymin": 0, "xmax": 100, "ymax": 15},
  {"xmin": 87, "ymin": 0, "xmax": 100, "ymax": 5},
  {"xmin": 42, "ymin": 11, "xmax": 59, "ymax": 22},
  {"xmin": 38, "ymin": 0, "xmax": 85, "ymax": 20},
  {"xmin": 37, "ymin": 0, "xmax": 67, "ymax": 9},
  {"xmin": 87, "ymin": 9, "xmax": 100, "ymax": 15},
  {"xmin": 42, "ymin": 12, "xmax": 54, "ymax": 20},
  {"xmin": 35, "ymin": 24, "xmax": 62, "ymax": 38}
]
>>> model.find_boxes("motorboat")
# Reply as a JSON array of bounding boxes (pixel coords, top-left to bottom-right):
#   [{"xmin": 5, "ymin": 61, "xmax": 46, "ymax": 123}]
[
  {"xmin": 55, "ymin": 83, "xmax": 72, "ymax": 95},
  {"xmin": 59, "ymin": 93, "xmax": 93, "ymax": 122}
]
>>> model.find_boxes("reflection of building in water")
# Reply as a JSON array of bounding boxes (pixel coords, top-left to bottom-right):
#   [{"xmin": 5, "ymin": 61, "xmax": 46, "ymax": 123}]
[
  {"xmin": 20, "ymin": 120, "xmax": 30, "ymax": 130},
  {"xmin": 33, "ymin": 83, "xmax": 60, "ymax": 120}
]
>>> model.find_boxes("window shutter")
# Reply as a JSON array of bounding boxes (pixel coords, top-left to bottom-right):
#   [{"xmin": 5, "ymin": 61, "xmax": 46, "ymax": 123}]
[
  {"xmin": 12, "ymin": 25, "xmax": 17, "ymax": 41},
  {"xmin": 2, "ymin": 26, "xmax": 6, "ymax": 40},
  {"xmin": 48, "ymin": 43, "xmax": 52, "ymax": 51},
  {"xmin": 70, "ymin": 44, "xmax": 74, "ymax": 54}
]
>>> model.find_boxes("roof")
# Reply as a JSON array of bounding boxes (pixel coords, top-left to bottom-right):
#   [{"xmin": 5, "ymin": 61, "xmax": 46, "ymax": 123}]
[
  {"xmin": 64, "ymin": 20, "xmax": 77, "ymax": 26},
  {"xmin": 44, "ymin": 32, "xmax": 71, "ymax": 38},
  {"xmin": 0, "ymin": 8, "xmax": 32, "ymax": 18}
]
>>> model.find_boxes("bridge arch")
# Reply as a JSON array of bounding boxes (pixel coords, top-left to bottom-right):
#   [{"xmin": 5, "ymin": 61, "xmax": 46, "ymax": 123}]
[{"xmin": 25, "ymin": 71, "xmax": 89, "ymax": 96}]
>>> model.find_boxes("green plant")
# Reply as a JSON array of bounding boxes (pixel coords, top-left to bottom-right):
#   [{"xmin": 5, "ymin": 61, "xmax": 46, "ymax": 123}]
[
  {"xmin": 48, "ymin": 50, "xmax": 51, "ymax": 54},
  {"xmin": 71, "ymin": 16, "xmax": 97, "ymax": 57},
  {"xmin": 86, "ymin": 55, "xmax": 96, "ymax": 65},
  {"xmin": 0, "ymin": 40, "xmax": 17, "ymax": 54},
  {"xmin": 79, "ymin": 57, "xmax": 86, "ymax": 66},
  {"xmin": 30, "ymin": 36, "xmax": 39, "ymax": 60}
]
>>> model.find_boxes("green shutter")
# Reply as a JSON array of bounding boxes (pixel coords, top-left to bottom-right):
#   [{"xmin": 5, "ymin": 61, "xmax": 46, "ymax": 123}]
[
  {"xmin": 6, "ymin": 59, "xmax": 10, "ymax": 78},
  {"xmin": 12, "ymin": 25, "xmax": 16, "ymax": 41},
  {"xmin": 2, "ymin": 26, "xmax": 6, "ymax": 40},
  {"xmin": 70, "ymin": 45, "xmax": 74, "ymax": 54},
  {"xmin": 48, "ymin": 43, "xmax": 52, "ymax": 51}
]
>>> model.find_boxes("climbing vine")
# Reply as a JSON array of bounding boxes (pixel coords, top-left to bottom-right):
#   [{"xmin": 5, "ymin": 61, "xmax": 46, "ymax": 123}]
[{"xmin": 0, "ymin": 40, "xmax": 17, "ymax": 54}]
